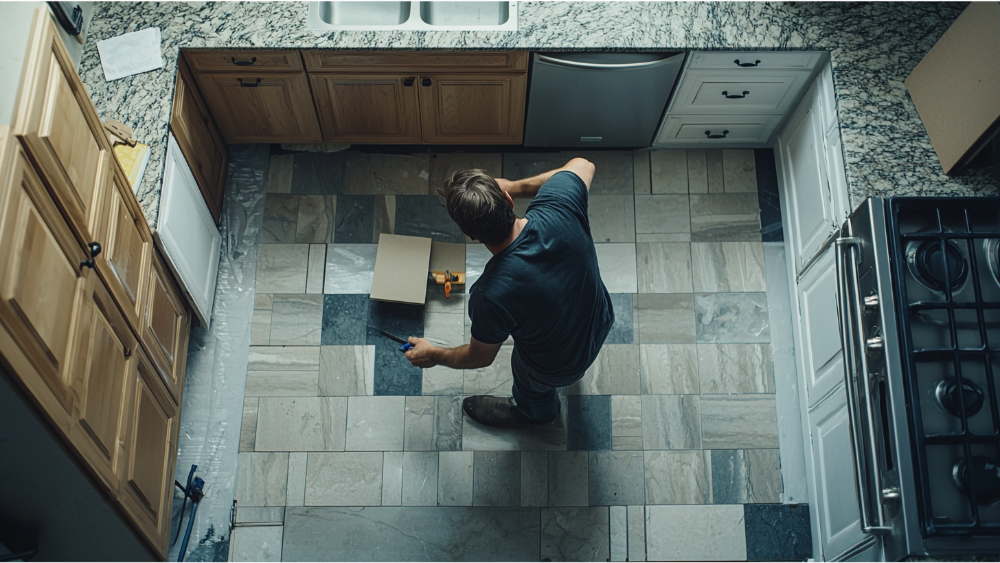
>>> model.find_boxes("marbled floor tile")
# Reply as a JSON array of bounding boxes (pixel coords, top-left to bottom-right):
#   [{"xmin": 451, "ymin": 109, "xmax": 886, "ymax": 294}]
[
  {"xmin": 292, "ymin": 151, "xmax": 347, "ymax": 195},
  {"xmin": 588, "ymin": 451, "xmax": 645, "ymax": 505},
  {"xmin": 634, "ymin": 294, "xmax": 695, "ymax": 344},
  {"xmin": 422, "ymin": 366, "xmax": 464, "ymax": 395},
  {"xmin": 462, "ymin": 395, "xmax": 568, "ymax": 451},
  {"xmin": 245, "ymin": 370, "xmax": 319, "ymax": 397},
  {"xmin": 333, "ymin": 194, "xmax": 375, "ymax": 244},
  {"xmin": 438, "ymin": 451, "xmax": 474, "ymax": 506},
  {"xmin": 646, "ymin": 505, "xmax": 747, "ymax": 561},
  {"xmin": 257, "ymin": 244, "xmax": 309, "ymax": 294},
  {"xmin": 589, "ymin": 195, "xmax": 636, "ymax": 243},
  {"xmin": 547, "ymin": 451, "xmax": 589, "ymax": 506},
  {"xmin": 627, "ymin": 506, "xmax": 646, "ymax": 562},
  {"xmin": 754, "ymin": 149, "xmax": 783, "ymax": 243},
  {"xmin": 502, "ymin": 153, "xmax": 566, "ymax": 188},
  {"xmin": 639, "ymin": 344, "xmax": 699, "ymax": 394},
  {"xmin": 403, "ymin": 396, "xmax": 435, "ymax": 451},
  {"xmin": 394, "ymin": 195, "xmax": 466, "ymax": 243},
  {"xmin": 231, "ymin": 525, "xmax": 282, "ymax": 563},
  {"xmin": 520, "ymin": 451, "xmax": 548, "ymax": 507},
  {"xmin": 255, "ymin": 293, "xmax": 274, "ymax": 310},
  {"xmin": 382, "ymin": 451, "xmax": 404, "ymax": 506},
  {"xmin": 283, "ymin": 453, "xmax": 308, "ymax": 508},
  {"xmin": 296, "ymin": 195, "xmax": 336, "ymax": 244},
  {"xmin": 324, "ymin": 244, "xmax": 377, "ymax": 294},
  {"xmin": 251, "ymin": 309, "xmax": 271, "ymax": 346},
  {"xmin": 240, "ymin": 397, "xmax": 259, "ymax": 452},
  {"xmin": 424, "ymin": 294, "xmax": 465, "ymax": 348},
  {"xmin": 267, "ymin": 153, "xmax": 293, "ymax": 194},
  {"xmin": 235, "ymin": 506, "xmax": 285, "ymax": 525},
  {"xmin": 694, "ymin": 292, "xmax": 771, "ymax": 343},
  {"xmin": 687, "ymin": 149, "xmax": 708, "ymax": 193},
  {"xmin": 346, "ymin": 152, "xmax": 430, "ymax": 195},
  {"xmin": 372, "ymin": 342, "xmax": 423, "ymax": 396},
  {"xmin": 691, "ymin": 241, "xmax": 766, "ymax": 292},
  {"xmin": 261, "ymin": 194, "xmax": 299, "ymax": 244},
  {"xmin": 303, "ymin": 452, "xmax": 383, "ymax": 506},
  {"xmin": 634, "ymin": 195, "xmax": 690, "ymax": 235},
  {"xmin": 594, "ymin": 243, "xmax": 638, "ymax": 294},
  {"xmin": 698, "ymin": 344, "xmax": 774, "ymax": 394},
  {"xmin": 373, "ymin": 194, "xmax": 395, "ymax": 239},
  {"xmin": 706, "ymin": 149, "xmax": 724, "ymax": 193},
  {"xmin": 434, "ymin": 396, "xmax": 463, "ymax": 451},
  {"xmin": 711, "ymin": 449, "xmax": 782, "ymax": 504},
  {"xmin": 248, "ymin": 346, "xmax": 320, "ymax": 371},
  {"xmin": 723, "ymin": 149, "xmax": 758, "ymax": 193},
  {"xmin": 473, "ymin": 451, "xmax": 520, "ymax": 506},
  {"xmin": 540, "ymin": 507, "xmax": 610, "ymax": 562},
  {"xmin": 319, "ymin": 345, "xmax": 374, "ymax": 396},
  {"xmin": 255, "ymin": 397, "xmax": 347, "ymax": 452},
  {"xmin": 611, "ymin": 395, "xmax": 642, "ymax": 438},
  {"xmin": 641, "ymin": 395, "xmax": 701, "ymax": 450},
  {"xmin": 612, "ymin": 436, "xmax": 643, "ymax": 450},
  {"xmin": 428, "ymin": 153, "xmax": 502, "ymax": 195},
  {"xmin": 567, "ymin": 395, "xmax": 612, "ymax": 451},
  {"xmin": 644, "ymin": 450, "xmax": 711, "ymax": 504},
  {"xmin": 346, "ymin": 396, "xmax": 405, "ymax": 451},
  {"xmin": 306, "ymin": 244, "xmax": 326, "ymax": 294},
  {"xmin": 570, "ymin": 344, "xmax": 640, "ymax": 395},
  {"xmin": 650, "ymin": 149, "xmax": 688, "ymax": 194},
  {"xmin": 701, "ymin": 395, "xmax": 779, "ymax": 449},
  {"xmin": 321, "ymin": 294, "xmax": 368, "ymax": 345},
  {"xmin": 605, "ymin": 293, "xmax": 634, "ymax": 344},
  {"xmin": 637, "ymin": 232, "xmax": 691, "ymax": 242},
  {"xmin": 270, "ymin": 294, "xmax": 324, "ymax": 346},
  {"xmin": 633, "ymin": 150, "xmax": 651, "ymax": 195},
  {"xmin": 402, "ymin": 451, "xmax": 438, "ymax": 506},
  {"xmin": 689, "ymin": 193, "xmax": 762, "ymax": 242},
  {"xmin": 637, "ymin": 242, "xmax": 693, "ymax": 293},
  {"xmin": 744, "ymin": 503, "xmax": 812, "ymax": 561},
  {"xmin": 236, "ymin": 452, "xmax": 288, "ymax": 506},
  {"xmin": 572, "ymin": 151, "xmax": 634, "ymax": 195},
  {"xmin": 282, "ymin": 506, "xmax": 540, "ymax": 562},
  {"xmin": 464, "ymin": 345, "xmax": 513, "ymax": 395},
  {"xmin": 610, "ymin": 505, "xmax": 627, "ymax": 562}
]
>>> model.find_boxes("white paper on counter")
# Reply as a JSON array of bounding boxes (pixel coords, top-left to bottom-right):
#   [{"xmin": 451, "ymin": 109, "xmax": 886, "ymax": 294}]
[{"xmin": 96, "ymin": 27, "xmax": 163, "ymax": 81}]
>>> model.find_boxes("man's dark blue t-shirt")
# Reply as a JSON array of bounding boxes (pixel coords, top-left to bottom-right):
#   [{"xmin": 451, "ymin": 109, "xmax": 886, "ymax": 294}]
[{"xmin": 468, "ymin": 170, "xmax": 614, "ymax": 382}]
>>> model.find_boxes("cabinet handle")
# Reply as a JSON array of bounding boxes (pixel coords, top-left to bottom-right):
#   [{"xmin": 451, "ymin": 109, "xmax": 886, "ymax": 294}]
[
  {"xmin": 79, "ymin": 242, "xmax": 101, "ymax": 270},
  {"xmin": 421, "ymin": 78, "xmax": 431, "ymax": 87},
  {"xmin": 722, "ymin": 90, "xmax": 750, "ymax": 99},
  {"xmin": 704, "ymin": 130, "xmax": 729, "ymax": 139},
  {"xmin": 734, "ymin": 59, "xmax": 761, "ymax": 67},
  {"xmin": 238, "ymin": 78, "xmax": 261, "ymax": 88},
  {"xmin": 231, "ymin": 56, "xmax": 257, "ymax": 66},
  {"xmin": 403, "ymin": 77, "xmax": 414, "ymax": 87},
  {"xmin": 123, "ymin": 345, "xmax": 132, "ymax": 359}
]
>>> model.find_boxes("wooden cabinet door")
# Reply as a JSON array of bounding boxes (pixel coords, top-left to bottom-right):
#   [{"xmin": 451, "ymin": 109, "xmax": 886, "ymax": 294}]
[
  {"xmin": 309, "ymin": 74, "xmax": 422, "ymax": 143},
  {"xmin": 13, "ymin": 11, "xmax": 109, "ymax": 245},
  {"xmin": 119, "ymin": 347, "xmax": 177, "ymax": 557},
  {"xmin": 66, "ymin": 273, "xmax": 136, "ymax": 492},
  {"xmin": 417, "ymin": 73, "xmax": 526, "ymax": 144},
  {"xmin": 141, "ymin": 251, "xmax": 190, "ymax": 405},
  {"xmin": 97, "ymin": 166, "xmax": 152, "ymax": 332},
  {"xmin": 193, "ymin": 71, "xmax": 321, "ymax": 143}
]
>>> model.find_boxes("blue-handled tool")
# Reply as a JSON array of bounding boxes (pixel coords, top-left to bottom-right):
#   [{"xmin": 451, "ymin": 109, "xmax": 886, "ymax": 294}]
[{"xmin": 379, "ymin": 329, "xmax": 414, "ymax": 352}]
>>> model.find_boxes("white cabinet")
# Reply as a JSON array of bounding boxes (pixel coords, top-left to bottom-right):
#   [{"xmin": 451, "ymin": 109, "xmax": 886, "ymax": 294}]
[
  {"xmin": 670, "ymin": 70, "xmax": 813, "ymax": 115},
  {"xmin": 656, "ymin": 114, "xmax": 783, "ymax": 146},
  {"xmin": 794, "ymin": 248, "xmax": 845, "ymax": 408}
]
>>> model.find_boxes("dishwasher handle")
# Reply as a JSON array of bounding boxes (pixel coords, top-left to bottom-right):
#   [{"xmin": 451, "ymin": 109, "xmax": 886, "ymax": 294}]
[{"xmin": 536, "ymin": 54, "xmax": 679, "ymax": 70}]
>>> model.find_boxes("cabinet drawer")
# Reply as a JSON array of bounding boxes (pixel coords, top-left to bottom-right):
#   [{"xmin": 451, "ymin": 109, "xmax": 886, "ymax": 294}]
[
  {"xmin": 303, "ymin": 50, "xmax": 528, "ymax": 73},
  {"xmin": 184, "ymin": 49, "xmax": 303, "ymax": 72},
  {"xmin": 670, "ymin": 70, "xmax": 812, "ymax": 115},
  {"xmin": 655, "ymin": 114, "xmax": 782, "ymax": 146},
  {"xmin": 688, "ymin": 51, "xmax": 823, "ymax": 71}
]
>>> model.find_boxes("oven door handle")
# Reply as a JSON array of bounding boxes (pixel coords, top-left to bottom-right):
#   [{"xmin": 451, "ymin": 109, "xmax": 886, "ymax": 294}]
[{"xmin": 835, "ymin": 236, "xmax": 893, "ymax": 535}]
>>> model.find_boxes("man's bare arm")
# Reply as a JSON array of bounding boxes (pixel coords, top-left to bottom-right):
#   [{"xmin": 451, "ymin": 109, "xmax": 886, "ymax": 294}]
[
  {"xmin": 405, "ymin": 336, "xmax": 502, "ymax": 370},
  {"xmin": 496, "ymin": 157, "xmax": 595, "ymax": 198}
]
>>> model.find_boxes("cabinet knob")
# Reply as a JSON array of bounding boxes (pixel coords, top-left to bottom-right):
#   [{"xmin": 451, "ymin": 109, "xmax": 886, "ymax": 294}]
[
  {"xmin": 403, "ymin": 77, "xmax": 414, "ymax": 87},
  {"xmin": 722, "ymin": 90, "xmax": 750, "ymax": 99},
  {"xmin": 704, "ymin": 130, "xmax": 729, "ymax": 139},
  {"xmin": 734, "ymin": 59, "xmax": 761, "ymax": 67},
  {"xmin": 421, "ymin": 78, "xmax": 432, "ymax": 87},
  {"xmin": 80, "ymin": 242, "xmax": 101, "ymax": 270},
  {"xmin": 231, "ymin": 56, "xmax": 257, "ymax": 66}
]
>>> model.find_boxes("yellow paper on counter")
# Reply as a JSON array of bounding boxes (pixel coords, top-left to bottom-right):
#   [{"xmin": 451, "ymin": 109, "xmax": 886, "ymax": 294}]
[{"xmin": 113, "ymin": 142, "xmax": 150, "ymax": 191}]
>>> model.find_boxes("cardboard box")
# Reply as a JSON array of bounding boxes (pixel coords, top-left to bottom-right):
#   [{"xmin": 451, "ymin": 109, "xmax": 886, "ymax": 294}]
[{"xmin": 369, "ymin": 234, "xmax": 433, "ymax": 305}]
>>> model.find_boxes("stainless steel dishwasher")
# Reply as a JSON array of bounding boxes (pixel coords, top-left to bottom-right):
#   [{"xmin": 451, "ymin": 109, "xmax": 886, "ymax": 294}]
[{"xmin": 523, "ymin": 52, "xmax": 684, "ymax": 148}]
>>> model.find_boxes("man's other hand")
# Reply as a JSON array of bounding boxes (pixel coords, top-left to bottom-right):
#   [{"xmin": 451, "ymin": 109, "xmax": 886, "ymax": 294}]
[{"xmin": 404, "ymin": 337, "xmax": 438, "ymax": 368}]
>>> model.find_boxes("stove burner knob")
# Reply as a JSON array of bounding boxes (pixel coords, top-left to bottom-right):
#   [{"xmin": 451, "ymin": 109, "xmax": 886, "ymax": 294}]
[
  {"xmin": 866, "ymin": 336, "xmax": 884, "ymax": 350},
  {"xmin": 863, "ymin": 294, "xmax": 879, "ymax": 309}
]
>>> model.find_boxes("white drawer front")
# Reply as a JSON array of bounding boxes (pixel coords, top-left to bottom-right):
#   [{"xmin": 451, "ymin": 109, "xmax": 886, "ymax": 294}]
[
  {"xmin": 671, "ymin": 70, "xmax": 813, "ymax": 114},
  {"xmin": 688, "ymin": 51, "xmax": 823, "ymax": 71},
  {"xmin": 654, "ymin": 114, "xmax": 782, "ymax": 146}
]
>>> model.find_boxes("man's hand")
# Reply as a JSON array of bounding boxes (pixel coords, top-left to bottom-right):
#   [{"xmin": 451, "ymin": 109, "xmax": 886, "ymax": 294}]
[{"xmin": 404, "ymin": 337, "xmax": 439, "ymax": 368}]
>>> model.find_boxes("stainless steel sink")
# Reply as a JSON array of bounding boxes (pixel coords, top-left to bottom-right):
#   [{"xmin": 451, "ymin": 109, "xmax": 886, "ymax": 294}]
[{"xmin": 308, "ymin": 1, "xmax": 517, "ymax": 31}]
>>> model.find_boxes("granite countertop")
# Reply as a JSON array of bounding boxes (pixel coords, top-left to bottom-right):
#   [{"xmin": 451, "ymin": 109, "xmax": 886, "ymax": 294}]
[{"xmin": 78, "ymin": 1, "xmax": 996, "ymax": 228}]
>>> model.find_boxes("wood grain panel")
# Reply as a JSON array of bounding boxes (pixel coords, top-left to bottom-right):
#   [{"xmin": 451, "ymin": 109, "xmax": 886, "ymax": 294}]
[
  {"xmin": 185, "ymin": 49, "xmax": 304, "ymax": 72},
  {"xmin": 310, "ymin": 74, "xmax": 422, "ymax": 143},
  {"xmin": 194, "ymin": 72, "xmax": 321, "ymax": 143},
  {"xmin": 98, "ymin": 167, "xmax": 151, "ymax": 332},
  {"xmin": 418, "ymin": 73, "xmax": 526, "ymax": 144},
  {"xmin": 303, "ymin": 50, "xmax": 528, "ymax": 73},
  {"xmin": 141, "ymin": 251, "xmax": 190, "ymax": 405}
]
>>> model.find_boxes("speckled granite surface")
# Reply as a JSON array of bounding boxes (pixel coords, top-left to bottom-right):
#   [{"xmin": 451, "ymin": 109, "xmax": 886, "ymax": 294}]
[{"xmin": 77, "ymin": 1, "xmax": 996, "ymax": 228}]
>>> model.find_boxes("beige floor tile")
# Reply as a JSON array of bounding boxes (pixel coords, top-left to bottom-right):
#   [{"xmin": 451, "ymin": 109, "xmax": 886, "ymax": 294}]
[
  {"xmin": 589, "ymin": 196, "xmax": 637, "ymax": 243},
  {"xmin": 257, "ymin": 244, "xmax": 309, "ymax": 293},
  {"xmin": 611, "ymin": 505, "xmax": 627, "ymax": 562},
  {"xmin": 304, "ymin": 452, "xmax": 383, "ymax": 506},
  {"xmin": 267, "ymin": 154, "xmax": 294, "ymax": 194},
  {"xmin": 319, "ymin": 345, "xmax": 374, "ymax": 396},
  {"xmin": 697, "ymin": 344, "xmax": 774, "ymax": 393},
  {"xmin": 637, "ymin": 242, "xmax": 693, "ymax": 293},
  {"xmin": 641, "ymin": 395, "xmax": 701, "ymax": 450},
  {"xmin": 246, "ymin": 370, "xmax": 320, "ymax": 397},
  {"xmin": 650, "ymin": 149, "xmax": 688, "ymax": 194},
  {"xmin": 645, "ymin": 505, "xmax": 746, "ymax": 561},
  {"xmin": 594, "ymin": 243, "xmax": 638, "ymax": 294},
  {"xmin": 346, "ymin": 396, "xmax": 405, "ymax": 451},
  {"xmin": 236, "ymin": 452, "xmax": 288, "ymax": 506},
  {"xmin": 687, "ymin": 149, "xmax": 708, "ymax": 194},
  {"xmin": 639, "ymin": 344, "xmax": 699, "ymax": 394},
  {"xmin": 261, "ymin": 194, "xmax": 298, "ymax": 244},
  {"xmin": 255, "ymin": 397, "xmax": 347, "ymax": 451},
  {"xmin": 251, "ymin": 309, "xmax": 271, "ymax": 346},
  {"xmin": 710, "ymin": 448, "xmax": 782, "ymax": 503},
  {"xmin": 611, "ymin": 395, "xmax": 642, "ymax": 437},
  {"xmin": 723, "ymin": 149, "xmax": 758, "ymax": 193},
  {"xmin": 240, "ymin": 397, "xmax": 259, "ymax": 452},
  {"xmin": 570, "ymin": 344, "xmax": 640, "ymax": 395},
  {"xmin": 634, "ymin": 195, "xmax": 690, "ymax": 235},
  {"xmin": 644, "ymin": 450, "xmax": 711, "ymax": 504},
  {"xmin": 270, "ymin": 295, "xmax": 324, "ymax": 346},
  {"xmin": 689, "ymin": 193, "xmax": 761, "ymax": 242},
  {"xmin": 634, "ymin": 294, "xmax": 695, "ymax": 344},
  {"xmin": 701, "ymin": 395, "xmax": 779, "ymax": 448},
  {"xmin": 296, "ymin": 195, "xmax": 336, "ymax": 244},
  {"xmin": 691, "ymin": 241, "xmax": 766, "ymax": 292},
  {"xmin": 248, "ymin": 346, "xmax": 321, "ymax": 371}
]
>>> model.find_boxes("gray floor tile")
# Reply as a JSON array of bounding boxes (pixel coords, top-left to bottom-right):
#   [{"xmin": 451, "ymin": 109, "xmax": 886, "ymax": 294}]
[
  {"xmin": 236, "ymin": 452, "xmax": 288, "ymax": 506},
  {"xmin": 429, "ymin": 153, "xmax": 502, "ymax": 195},
  {"xmin": 235, "ymin": 506, "xmax": 285, "ymax": 524},
  {"xmin": 691, "ymin": 241, "xmax": 766, "ymax": 292},
  {"xmin": 541, "ymin": 507, "xmax": 610, "ymax": 562},
  {"xmin": 637, "ymin": 232, "xmax": 691, "ymax": 242},
  {"xmin": 374, "ymin": 194, "xmax": 395, "ymax": 239},
  {"xmin": 319, "ymin": 345, "xmax": 375, "ymax": 396},
  {"xmin": 644, "ymin": 450, "xmax": 711, "ymax": 504},
  {"xmin": 690, "ymin": 193, "xmax": 761, "ymax": 242},
  {"xmin": 612, "ymin": 436, "xmax": 643, "ymax": 450},
  {"xmin": 520, "ymin": 451, "xmax": 548, "ymax": 507},
  {"xmin": 633, "ymin": 151, "xmax": 651, "ymax": 195},
  {"xmin": 687, "ymin": 149, "xmax": 708, "ymax": 194},
  {"xmin": 287, "ymin": 452, "xmax": 308, "ymax": 507},
  {"xmin": 570, "ymin": 344, "xmax": 640, "ymax": 395},
  {"xmin": 650, "ymin": 149, "xmax": 688, "ymax": 194},
  {"xmin": 270, "ymin": 294, "xmax": 324, "ymax": 346},
  {"xmin": 502, "ymin": 153, "xmax": 568, "ymax": 186},
  {"xmin": 610, "ymin": 395, "xmax": 642, "ymax": 438},
  {"xmin": 634, "ymin": 195, "xmax": 690, "ymax": 235},
  {"xmin": 707, "ymin": 149, "xmax": 725, "ymax": 193},
  {"xmin": 639, "ymin": 344, "xmax": 699, "ymax": 394},
  {"xmin": 694, "ymin": 292, "xmax": 771, "ymax": 343},
  {"xmin": 605, "ymin": 293, "xmax": 634, "ymax": 344},
  {"xmin": 382, "ymin": 451, "xmax": 403, "ymax": 506},
  {"xmin": 589, "ymin": 195, "xmax": 636, "ymax": 243},
  {"xmin": 246, "ymin": 370, "xmax": 319, "ymax": 397},
  {"xmin": 464, "ymin": 345, "xmax": 513, "ymax": 394},
  {"xmin": 257, "ymin": 244, "xmax": 309, "ymax": 294},
  {"xmin": 588, "ymin": 451, "xmax": 645, "ymax": 505},
  {"xmin": 635, "ymin": 294, "xmax": 695, "ymax": 343},
  {"xmin": 572, "ymin": 151, "xmax": 634, "ymax": 195},
  {"xmin": 637, "ymin": 242, "xmax": 693, "ymax": 293},
  {"xmin": 241, "ymin": 397, "xmax": 259, "ymax": 452},
  {"xmin": 292, "ymin": 151, "xmax": 347, "ymax": 195},
  {"xmin": 701, "ymin": 395, "xmax": 779, "ymax": 448},
  {"xmin": 434, "ymin": 396, "xmax": 463, "ymax": 451},
  {"xmin": 322, "ymin": 294, "xmax": 369, "ymax": 345},
  {"xmin": 723, "ymin": 149, "xmax": 758, "ymax": 193},
  {"xmin": 568, "ymin": 395, "xmax": 612, "ymax": 451},
  {"xmin": 462, "ymin": 397, "xmax": 568, "ymax": 451},
  {"xmin": 345, "ymin": 152, "xmax": 430, "ymax": 194},
  {"xmin": 248, "ymin": 346, "xmax": 320, "ymax": 371},
  {"xmin": 698, "ymin": 344, "xmax": 774, "ymax": 393},
  {"xmin": 306, "ymin": 244, "xmax": 326, "ymax": 294},
  {"xmin": 438, "ymin": 451, "xmax": 474, "ymax": 506},
  {"xmin": 402, "ymin": 451, "xmax": 438, "ymax": 506},
  {"xmin": 324, "ymin": 244, "xmax": 377, "ymax": 294},
  {"xmin": 255, "ymin": 293, "xmax": 274, "ymax": 310},
  {"xmin": 304, "ymin": 452, "xmax": 383, "ymax": 506},
  {"xmin": 645, "ymin": 505, "xmax": 747, "ymax": 561},
  {"xmin": 231, "ymin": 526, "xmax": 283, "ymax": 562},
  {"xmin": 261, "ymin": 194, "xmax": 299, "ymax": 244},
  {"xmin": 404, "ymin": 396, "xmax": 436, "ymax": 451},
  {"xmin": 627, "ymin": 506, "xmax": 646, "ymax": 562},
  {"xmin": 641, "ymin": 395, "xmax": 702, "ymax": 450},
  {"xmin": 267, "ymin": 154, "xmax": 293, "ymax": 194},
  {"xmin": 548, "ymin": 451, "xmax": 588, "ymax": 506},
  {"xmin": 594, "ymin": 243, "xmax": 638, "ymax": 294},
  {"xmin": 255, "ymin": 397, "xmax": 347, "ymax": 452},
  {"xmin": 610, "ymin": 505, "xmax": 627, "ymax": 562},
  {"xmin": 395, "ymin": 195, "xmax": 467, "ymax": 243},
  {"xmin": 282, "ymin": 506, "xmax": 540, "ymax": 561},
  {"xmin": 296, "ymin": 195, "xmax": 337, "ymax": 244},
  {"xmin": 346, "ymin": 396, "xmax": 405, "ymax": 451},
  {"xmin": 333, "ymin": 194, "xmax": 375, "ymax": 244},
  {"xmin": 473, "ymin": 451, "xmax": 520, "ymax": 506},
  {"xmin": 711, "ymin": 449, "xmax": 782, "ymax": 504},
  {"xmin": 422, "ymin": 366, "xmax": 464, "ymax": 395},
  {"xmin": 744, "ymin": 503, "xmax": 813, "ymax": 561}
]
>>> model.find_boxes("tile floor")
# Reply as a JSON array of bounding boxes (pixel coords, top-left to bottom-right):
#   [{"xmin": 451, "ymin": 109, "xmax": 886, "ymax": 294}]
[{"xmin": 233, "ymin": 148, "xmax": 812, "ymax": 562}]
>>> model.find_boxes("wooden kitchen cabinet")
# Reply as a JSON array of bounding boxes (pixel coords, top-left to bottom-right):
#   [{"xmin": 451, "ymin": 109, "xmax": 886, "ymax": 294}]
[
  {"xmin": 309, "ymin": 74, "xmax": 422, "ymax": 143},
  {"xmin": 418, "ymin": 73, "xmax": 527, "ymax": 144},
  {"xmin": 142, "ymin": 250, "xmax": 191, "ymax": 406}
]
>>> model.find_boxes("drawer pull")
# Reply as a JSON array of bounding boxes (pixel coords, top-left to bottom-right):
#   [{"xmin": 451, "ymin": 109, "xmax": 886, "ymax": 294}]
[
  {"xmin": 722, "ymin": 90, "xmax": 750, "ymax": 99},
  {"xmin": 231, "ymin": 56, "xmax": 257, "ymax": 66},
  {"xmin": 238, "ymin": 78, "xmax": 261, "ymax": 88},
  {"xmin": 403, "ymin": 77, "xmax": 414, "ymax": 87},
  {"xmin": 422, "ymin": 78, "xmax": 432, "ymax": 87},
  {"xmin": 704, "ymin": 130, "xmax": 729, "ymax": 139},
  {"xmin": 80, "ymin": 242, "xmax": 102, "ymax": 270},
  {"xmin": 734, "ymin": 59, "xmax": 761, "ymax": 67}
]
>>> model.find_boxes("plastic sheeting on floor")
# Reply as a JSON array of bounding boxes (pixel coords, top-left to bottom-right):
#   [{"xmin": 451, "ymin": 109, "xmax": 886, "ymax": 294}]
[{"xmin": 168, "ymin": 144, "xmax": 270, "ymax": 562}]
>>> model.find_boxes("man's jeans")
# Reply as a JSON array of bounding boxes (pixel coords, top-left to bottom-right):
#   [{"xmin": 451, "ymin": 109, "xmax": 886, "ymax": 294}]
[{"xmin": 509, "ymin": 348, "xmax": 584, "ymax": 424}]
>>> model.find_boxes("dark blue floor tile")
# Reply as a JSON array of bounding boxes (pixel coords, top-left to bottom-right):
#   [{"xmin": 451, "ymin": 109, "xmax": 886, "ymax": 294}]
[
  {"xmin": 394, "ymin": 195, "xmax": 467, "ymax": 243},
  {"xmin": 605, "ymin": 294, "xmax": 633, "ymax": 344},
  {"xmin": 744, "ymin": 503, "xmax": 813, "ymax": 561},
  {"xmin": 335, "ymin": 195, "xmax": 375, "ymax": 243},
  {"xmin": 292, "ymin": 151, "xmax": 347, "ymax": 195},
  {"xmin": 754, "ymin": 149, "xmax": 783, "ymax": 243},
  {"xmin": 367, "ymin": 300, "xmax": 425, "ymax": 396},
  {"xmin": 322, "ymin": 294, "xmax": 369, "ymax": 345},
  {"xmin": 567, "ymin": 395, "xmax": 611, "ymax": 451}
]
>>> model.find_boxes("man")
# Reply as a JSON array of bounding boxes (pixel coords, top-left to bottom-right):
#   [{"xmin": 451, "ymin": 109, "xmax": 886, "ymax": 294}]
[{"xmin": 404, "ymin": 158, "xmax": 614, "ymax": 427}]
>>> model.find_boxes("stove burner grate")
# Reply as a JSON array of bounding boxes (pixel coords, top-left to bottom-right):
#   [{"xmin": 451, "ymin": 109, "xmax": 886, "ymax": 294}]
[
  {"xmin": 953, "ymin": 456, "xmax": 1000, "ymax": 506},
  {"xmin": 906, "ymin": 236, "xmax": 969, "ymax": 292},
  {"xmin": 935, "ymin": 378, "xmax": 986, "ymax": 417}
]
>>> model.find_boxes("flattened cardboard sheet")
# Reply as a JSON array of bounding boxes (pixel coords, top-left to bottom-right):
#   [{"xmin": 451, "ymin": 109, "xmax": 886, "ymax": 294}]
[{"xmin": 370, "ymin": 233, "xmax": 432, "ymax": 304}]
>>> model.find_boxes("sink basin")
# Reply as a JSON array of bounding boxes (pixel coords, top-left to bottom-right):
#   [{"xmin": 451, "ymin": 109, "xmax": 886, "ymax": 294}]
[{"xmin": 308, "ymin": 1, "xmax": 517, "ymax": 31}]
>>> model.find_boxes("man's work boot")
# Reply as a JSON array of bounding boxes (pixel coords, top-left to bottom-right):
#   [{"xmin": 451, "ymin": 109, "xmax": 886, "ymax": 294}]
[{"xmin": 462, "ymin": 395, "xmax": 531, "ymax": 428}]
